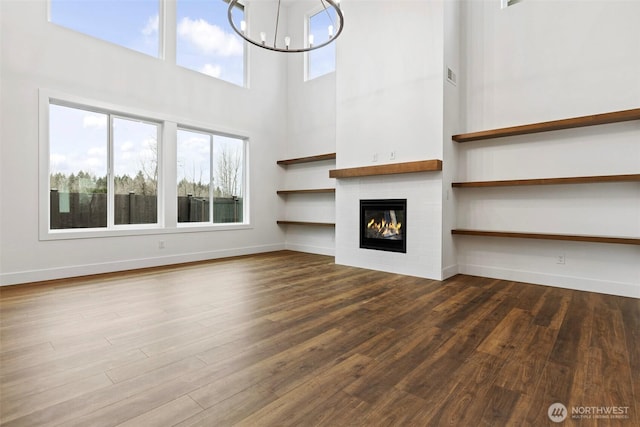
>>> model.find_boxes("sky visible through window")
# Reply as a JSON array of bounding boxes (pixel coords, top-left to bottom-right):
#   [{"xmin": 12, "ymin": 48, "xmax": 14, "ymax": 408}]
[
  {"xmin": 177, "ymin": 0, "xmax": 245, "ymax": 86},
  {"xmin": 177, "ymin": 129, "xmax": 244, "ymax": 198},
  {"xmin": 50, "ymin": 104, "xmax": 107, "ymax": 185},
  {"xmin": 50, "ymin": 0, "xmax": 245, "ymax": 86},
  {"xmin": 49, "ymin": 104, "xmax": 157, "ymax": 184},
  {"xmin": 309, "ymin": 7, "xmax": 337, "ymax": 80},
  {"xmin": 49, "ymin": 0, "xmax": 159, "ymax": 57}
]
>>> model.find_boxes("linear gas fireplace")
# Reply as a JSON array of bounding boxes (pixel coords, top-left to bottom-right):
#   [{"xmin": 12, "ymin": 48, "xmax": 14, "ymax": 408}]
[{"xmin": 360, "ymin": 199, "xmax": 407, "ymax": 253}]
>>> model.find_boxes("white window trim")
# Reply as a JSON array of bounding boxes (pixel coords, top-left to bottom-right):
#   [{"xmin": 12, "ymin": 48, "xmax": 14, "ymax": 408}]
[{"xmin": 39, "ymin": 89, "xmax": 251, "ymax": 241}]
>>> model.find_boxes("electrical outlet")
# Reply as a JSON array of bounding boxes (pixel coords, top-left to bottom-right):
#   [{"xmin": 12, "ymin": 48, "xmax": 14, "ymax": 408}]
[
  {"xmin": 390, "ymin": 151, "xmax": 396, "ymax": 160},
  {"xmin": 372, "ymin": 153, "xmax": 378, "ymax": 162},
  {"xmin": 158, "ymin": 241, "xmax": 165, "ymax": 249},
  {"xmin": 556, "ymin": 255, "xmax": 565, "ymax": 265}
]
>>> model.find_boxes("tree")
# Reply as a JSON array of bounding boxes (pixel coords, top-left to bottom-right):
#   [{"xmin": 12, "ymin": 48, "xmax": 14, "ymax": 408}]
[
  {"xmin": 138, "ymin": 138, "xmax": 158, "ymax": 195},
  {"xmin": 215, "ymin": 145, "xmax": 242, "ymax": 197}
]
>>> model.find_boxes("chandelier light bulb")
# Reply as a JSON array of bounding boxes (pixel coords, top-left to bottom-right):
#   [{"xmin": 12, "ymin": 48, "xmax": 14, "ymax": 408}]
[{"xmin": 227, "ymin": 0, "xmax": 343, "ymax": 53}]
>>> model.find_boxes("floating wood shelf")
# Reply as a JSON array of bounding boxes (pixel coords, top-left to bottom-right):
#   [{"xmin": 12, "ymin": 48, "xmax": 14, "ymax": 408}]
[
  {"xmin": 452, "ymin": 108, "xmax": 640, "ymax": 143},
  {"xmin": 452, "ymin": 174, "xmax": 640, "ymax": 188},
  {"xmin": 277, "ymin": 220, "xmax": 335, "ymax": 227},
  {"xmin": 329, "ymin": 159, "xmax": 442, "ymax": 179},
  {"xmin": 277, "ymin": 188, "xmax": 336, "ymax": 195},
  {"xmin": 277, "ymin": 153, "xmax": 336, "ymax": 166},
  {"xmin": 451, "ymin": 229, "xmax": 640, "ymax": 245}
]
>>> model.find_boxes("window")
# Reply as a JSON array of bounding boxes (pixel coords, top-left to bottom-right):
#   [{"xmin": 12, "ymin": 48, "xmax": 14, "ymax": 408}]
[
  {"xmin": 112, "ymin": 117, "xmax": 159, "ymax": 225},
  {"xmin": 307, "ymin": 7, "xmax": 337, "ymax": 80},
  {"xmin": 177, "ymin": 129, "xmax": 245, "ymax": 224},
  {"xmin": 48, "ymin": 102, "xmax": 160, "ymax": 230},
  {"xmin": 49, "ymin": 0, "xmax": 160, "ymax": 57},
  {"xmin": 177, "ymin": 0, "xmax": 246, "ymax": 86}
]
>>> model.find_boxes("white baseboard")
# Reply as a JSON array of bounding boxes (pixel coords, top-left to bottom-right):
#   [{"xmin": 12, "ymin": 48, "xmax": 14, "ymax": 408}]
[
  {"xmin": 458, "ymin": 263, "xmax": 640, "ymax": 299},
  {"xmin": 0, "ymin": 243, "xmax": 285, "ymax": 286},
  {"xmin": 442, "ymin": 264, "xmax": 459, "ymax": 280},
  {"xmin": 284, "ymin": 243, "xmax": 335, "ymax": 257}
]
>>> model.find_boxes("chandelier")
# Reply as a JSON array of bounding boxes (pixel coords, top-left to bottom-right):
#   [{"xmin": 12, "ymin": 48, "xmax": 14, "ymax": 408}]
[{"xmin": 227, "ymin": 0, "xmax": 344, "ymax": 53}]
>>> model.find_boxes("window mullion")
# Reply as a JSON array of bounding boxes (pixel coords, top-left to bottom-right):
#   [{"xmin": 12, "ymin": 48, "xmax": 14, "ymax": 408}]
[
  {"xmin": 107, "ymin": 114, "xmax": 115, "ymax": 228},
  {"xmin": 210, "ymin": 135, "xmax": 214, "ymax": 223}
]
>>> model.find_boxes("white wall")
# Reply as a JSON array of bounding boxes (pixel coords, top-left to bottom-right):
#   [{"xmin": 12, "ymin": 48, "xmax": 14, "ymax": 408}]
[
  {"xmin": 336, "ymin": 1, "xmax": 444, "ymax": 169},
  {"xmin": 3, "ymin": 0, "xmax": 637, "ymax": 297},
  {"xmin": 334, "ymin": 0, "xmax": 445, "ymax": 279},
  {"xmin": 278, "ymin": 0, "xmax": 337, "ymax": 255},
  {"xmin": 0, "ymin": 0, "xmax": 287, "ymax": 284},
  {"xmin": 457, "ymin": 0, "xmax": 640, "ymax": 297},
  {"xmin": 442, "ymin": 0, "xmax": 461, "ymax": 279}
]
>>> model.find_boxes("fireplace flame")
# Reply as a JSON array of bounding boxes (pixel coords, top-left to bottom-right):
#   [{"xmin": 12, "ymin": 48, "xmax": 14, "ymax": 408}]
[{"xmin": 367, "ymin": 218, "xmax": 402, "ymax": 238}]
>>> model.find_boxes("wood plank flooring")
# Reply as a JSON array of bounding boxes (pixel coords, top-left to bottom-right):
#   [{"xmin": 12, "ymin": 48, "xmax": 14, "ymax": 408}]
[{"xmin": 1, "ymin": 251, "xmax": 638, "ymax": 426}]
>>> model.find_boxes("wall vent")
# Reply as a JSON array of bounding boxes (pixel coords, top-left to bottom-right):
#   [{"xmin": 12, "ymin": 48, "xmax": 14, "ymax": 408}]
[{"xmin": 447, "ymin": 67, "xmax": 457, "ymax": 86}]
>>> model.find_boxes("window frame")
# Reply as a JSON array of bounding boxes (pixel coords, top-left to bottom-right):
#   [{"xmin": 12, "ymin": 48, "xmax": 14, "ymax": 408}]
[{"xmin": 39, "ymin": 89, "xmax": 251, "ymax": 241}]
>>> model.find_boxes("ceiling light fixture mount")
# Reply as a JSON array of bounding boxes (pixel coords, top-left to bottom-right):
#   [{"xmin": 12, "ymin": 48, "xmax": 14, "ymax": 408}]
[{"xmin": 227, "ymin": 0, "xmax": 344, "ymax": 53}]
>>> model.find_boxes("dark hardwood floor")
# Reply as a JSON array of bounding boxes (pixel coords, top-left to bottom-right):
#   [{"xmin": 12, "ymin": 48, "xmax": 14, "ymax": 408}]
[{"xmin": 1, "ymin": 251, "xmax": 638, "ymax": 426}]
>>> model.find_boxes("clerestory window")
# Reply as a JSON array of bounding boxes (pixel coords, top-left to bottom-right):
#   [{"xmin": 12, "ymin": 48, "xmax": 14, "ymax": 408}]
[{"xmin": 307, "ymin": 6, "xmax": 337, "ymax": 80}]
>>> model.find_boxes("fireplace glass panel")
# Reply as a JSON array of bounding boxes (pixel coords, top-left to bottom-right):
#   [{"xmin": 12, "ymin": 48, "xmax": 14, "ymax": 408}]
[{"xmin": 360, "ymin": 199, "xmax": 406, "ymax": 253}]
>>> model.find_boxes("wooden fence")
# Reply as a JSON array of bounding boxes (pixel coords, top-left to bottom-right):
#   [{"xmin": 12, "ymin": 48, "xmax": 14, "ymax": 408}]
[{"xmin": 50, "ymin": 191, "xmax": 242, "ymax": 228}]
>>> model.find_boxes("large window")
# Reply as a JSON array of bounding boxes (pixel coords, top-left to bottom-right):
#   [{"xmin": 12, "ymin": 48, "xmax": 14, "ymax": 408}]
[
  {"xmin": 49, "ymin": 0, "xmax": 160, "ymax": 57},
  {"xmin": 177, "ymin": 129, "xmax": 245, "ymax": 224},
  {"xmin": 49, "ymin": 0, "xmax": 247, "ymax": 86},
  {"xmin": 177, "ymin": 0, "xmax": 245, "ymax": 86},
  {"xmin": 307, "ymin": 7, "xmax": 337, "ymax": 80},
  {"xmin": 48, "ymin": 102, "xmax": 160, "ymax": 230}
]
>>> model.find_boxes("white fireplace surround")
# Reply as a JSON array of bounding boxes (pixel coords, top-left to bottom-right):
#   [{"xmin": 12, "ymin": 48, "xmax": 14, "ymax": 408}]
[{"xmin": 335, "ymin": 173, "xmax": 443, "ymax": 280}]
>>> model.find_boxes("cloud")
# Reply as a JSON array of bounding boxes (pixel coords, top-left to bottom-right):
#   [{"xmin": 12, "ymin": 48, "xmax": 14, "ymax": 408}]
[
  {"xmin": 142, "ymin": 14, "xmax": 159, "ymax": 36},
  {"xmin": 85, "ymin": 157, "xmax": 104, "ymax": 169},
  {"xmin": 50, "ymin": 153, "xmax": 68, "ymax": 172},
  {"xmin": 178, "ymin": 17, "xmax": 243, "ymax": 57},
  {"xmin": 119, "ymin": 141, "xmax": 134, "ymax": 152},
  {"xmin": 180, "ymin": 135, "xmax": 209, "ymax": 151},
  {"xmin": 87, "ymin": 147, "xmax": 107, "ymax": 161},
  {"xmin": 83, "ymin": 114, "xmax": 107, "ymax": 129},
  {"xmin": 201, "ymin": 64, "xmax": 222, "ymax": 78}
]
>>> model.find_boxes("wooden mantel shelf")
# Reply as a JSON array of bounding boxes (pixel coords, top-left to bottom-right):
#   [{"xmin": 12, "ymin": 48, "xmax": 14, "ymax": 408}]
[
  {"xmin": 277, "ymin": 153, "xmax": 336, "ymax": 165},
  {"xmin": 452, "ymin": 174, "xmax": 640, "ymax": 188},
  {"xmin": 452, "ymin": 229, "xmax": 640, "ymax": 245},
  {"xmin": 277, "ymin": 188, "xmax": 335, "ymax": 195},
  {"xmin": 452, "ymin": 108, "xmax": 640, "ymax": 143},
  {"xmin": 277, "ymin": 220, "xmax": 335, "ymax": 227},
  {"xmin": 329, "ymin": 159, "xmax": 442, "ymax": 179}
]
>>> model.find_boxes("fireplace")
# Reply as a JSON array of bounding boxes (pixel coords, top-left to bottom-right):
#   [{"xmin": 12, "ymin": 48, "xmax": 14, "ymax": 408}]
[{"xmin": 360, "ymin": 199, "xmax": 407, "ymax": 253}]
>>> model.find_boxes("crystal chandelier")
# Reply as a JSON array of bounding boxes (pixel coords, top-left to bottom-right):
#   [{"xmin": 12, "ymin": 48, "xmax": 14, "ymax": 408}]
[{"xmin": 227, "ymin": 0, "xmax": 344, "ymax": 53}]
